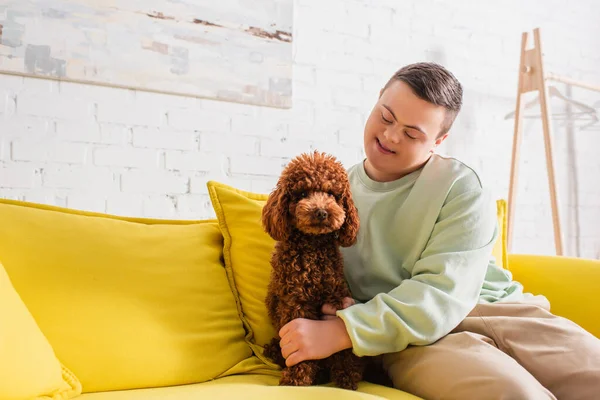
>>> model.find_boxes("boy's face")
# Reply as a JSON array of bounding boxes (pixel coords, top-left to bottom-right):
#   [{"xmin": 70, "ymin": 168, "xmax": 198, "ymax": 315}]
[{"xmin": 363, "ymin": 80, "xmax": 449, "ymax": 182}]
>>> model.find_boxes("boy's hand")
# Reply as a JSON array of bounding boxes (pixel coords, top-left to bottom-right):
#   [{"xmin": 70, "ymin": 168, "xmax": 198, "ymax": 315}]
[
  {"xmin": 279, "ymin": 317, "xmax": 352, "ymax": 367},
  {"xmin": 321, "ymin": 297, "xmax": 355, "ymax": 320}
]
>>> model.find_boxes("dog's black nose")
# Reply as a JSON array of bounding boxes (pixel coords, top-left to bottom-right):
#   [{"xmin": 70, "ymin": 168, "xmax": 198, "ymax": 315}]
[{"xmin": 316, "ymin": 209, "xmax": 328, "ymax": 221}]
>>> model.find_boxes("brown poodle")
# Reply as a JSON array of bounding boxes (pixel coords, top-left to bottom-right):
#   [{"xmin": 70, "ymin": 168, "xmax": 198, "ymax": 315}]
[{"xmin": 261, "ymin": 151, "xmax": 365, "ymax": 390}]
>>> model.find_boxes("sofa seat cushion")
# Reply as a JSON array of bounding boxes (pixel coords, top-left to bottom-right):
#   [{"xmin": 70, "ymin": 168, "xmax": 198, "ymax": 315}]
[
  {"xmin": 74, "ymin": 373, "xmax": 422, "ymax": 400},
  {"xmin": 0, "ymin": 199, "xmax": 253, "ymax": 393}
]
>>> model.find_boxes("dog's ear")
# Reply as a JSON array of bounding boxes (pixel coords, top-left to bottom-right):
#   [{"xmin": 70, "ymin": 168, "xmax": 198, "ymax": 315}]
[
  {"xmin": 338, "ymin": 186, "xmax": 359, "ymax": 247},
  {"xmin": 262, "ymin": 183, "xmax": 292, "ymax": 241}
]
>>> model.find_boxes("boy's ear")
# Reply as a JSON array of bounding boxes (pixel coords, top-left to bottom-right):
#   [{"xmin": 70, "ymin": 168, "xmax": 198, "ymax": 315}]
[{"xmin": 435, "ymin": 133, "xmax": 449, "ymax": 146}]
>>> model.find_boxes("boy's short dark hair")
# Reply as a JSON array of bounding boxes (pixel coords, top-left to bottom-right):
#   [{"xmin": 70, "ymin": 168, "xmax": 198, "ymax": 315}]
[{"xmin": 383, "ymin": 62, "xmax": 463, "ymax": 137}]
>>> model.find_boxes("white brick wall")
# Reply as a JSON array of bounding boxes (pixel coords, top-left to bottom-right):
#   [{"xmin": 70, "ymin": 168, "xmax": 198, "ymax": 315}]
[
  {"xmin": 1, "ymin": 0, "xmax": 599, "ymax": 259},
  {"xmin": 93, "ymin": 147, "xmax": 159, "ymax": 169}
]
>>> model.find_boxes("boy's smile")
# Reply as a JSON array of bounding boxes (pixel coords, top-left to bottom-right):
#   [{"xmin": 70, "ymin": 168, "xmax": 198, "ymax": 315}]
[
  {"xmin": 375, "ymin": 138, "xmax": 396, "ymax": 154},
  {"xmin": 363, "ymin": 80, "xmax": 449, "ymax": 183}
]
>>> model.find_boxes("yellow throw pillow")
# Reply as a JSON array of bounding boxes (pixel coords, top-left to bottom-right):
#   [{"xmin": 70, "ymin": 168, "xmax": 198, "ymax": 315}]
[
  {"xmin": 0, "ymin": 260, "xmax": 82, "ymax": 400},
  {"xmin": 0, "ymin": 199, "xmax": 253, "ymax": 393},
  {"xmin": 492, "ymin": 199, "xmax": 509, "ymax": 269},
  {"xmin": 207, "ymin": 181, "xmax": 276, "ymax": 362}
]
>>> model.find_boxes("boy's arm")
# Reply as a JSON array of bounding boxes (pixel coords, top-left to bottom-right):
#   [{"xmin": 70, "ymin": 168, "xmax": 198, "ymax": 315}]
[{"xmin": 336, "ymin": 186, "xmax": 497, "ymax": 357}]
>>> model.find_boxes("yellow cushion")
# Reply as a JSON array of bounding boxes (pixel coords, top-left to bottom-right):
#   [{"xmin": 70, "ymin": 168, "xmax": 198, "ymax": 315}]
[
  {"xmin": 207, "ymin": 182, "xmax": 275, "ymax": 359},
  {"xmin": 492, "ymin": 199, "xmax": 508, "ymax": 269},
  {"xmin": 0, "ymin": 260, "xmax": 82, "ymax": 400},
  {"xmin": 73, "ymin": 373, "xmax": 421, "ymax": 400},
  {"xmin": 206, "ymin": 181, "xmax": 510, "ymax": 359},
  {"xmin": 0, "ymin": 199, "xmax": 253, "ymax": 393}
]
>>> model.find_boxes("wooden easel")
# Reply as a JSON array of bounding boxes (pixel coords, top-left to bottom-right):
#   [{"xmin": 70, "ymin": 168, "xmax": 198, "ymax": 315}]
[{"xmin": 507, "ymin": 28, "xmax": 600, "ymax": 256}]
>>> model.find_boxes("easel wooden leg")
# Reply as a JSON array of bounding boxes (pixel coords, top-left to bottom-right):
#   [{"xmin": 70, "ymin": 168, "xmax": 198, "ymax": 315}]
[
  {"xmin": 507, "ymin": 28, "xmax": 564, "ymax": 256},
  {"xmin": 533, "ymin": 29, "xmax": 563, "ymax": 256},
  {"xmin": 507, "ymin": 32, "xmax": 529, "ymax": 253}
]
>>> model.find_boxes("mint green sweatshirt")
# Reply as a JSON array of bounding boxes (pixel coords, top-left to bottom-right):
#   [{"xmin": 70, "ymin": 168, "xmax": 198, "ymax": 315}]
[{"xmin": 337, "ymin": 154, "xmax": 526, "ymax": 357}]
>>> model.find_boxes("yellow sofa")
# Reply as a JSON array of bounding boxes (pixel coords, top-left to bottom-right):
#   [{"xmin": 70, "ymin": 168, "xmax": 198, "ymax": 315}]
[{"xmin": 0, "ymin": 181, "xmax": 598, "ymax": 400}]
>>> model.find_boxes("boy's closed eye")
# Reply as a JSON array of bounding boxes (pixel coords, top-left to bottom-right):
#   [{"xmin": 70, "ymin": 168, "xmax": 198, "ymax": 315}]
[
  {"xmin": 381, "ymin": 113, "xmax": 394, "ymax": 125},
  {"xmin": 404, "ymin": 130, "xmax": 417, "ymax": 140},
  {"xmin": 381, "ymin": 113, "xmax": 418, "ymax": 140}
]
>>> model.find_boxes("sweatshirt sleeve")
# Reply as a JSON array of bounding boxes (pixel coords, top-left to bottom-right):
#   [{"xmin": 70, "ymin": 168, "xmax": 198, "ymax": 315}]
[{"xmin": 336, "ymin": 185, "xmax": 498, "ymax": 357}]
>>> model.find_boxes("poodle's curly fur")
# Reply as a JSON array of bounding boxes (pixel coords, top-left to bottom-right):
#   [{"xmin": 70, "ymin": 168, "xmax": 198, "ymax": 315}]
[{"xmin": 261, "ymin": 151, "xmax": 365, "ymax": 390}]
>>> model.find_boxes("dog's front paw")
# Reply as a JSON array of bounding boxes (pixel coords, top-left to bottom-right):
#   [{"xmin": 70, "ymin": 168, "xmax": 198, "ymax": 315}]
[
  {"xmin": 264, "ymin": 338, "xmax": 286, "ymax": 368},
  {"xmin": 331, "ymin": 371, "xmax": 360, "ymax": 391},
  {"xmin": 279, "ymin": 362, "xmax": 319, "ymax": 386},
  {"xmin": 328, "ymin": 350, "xmax": 364, "ymax": 390}
]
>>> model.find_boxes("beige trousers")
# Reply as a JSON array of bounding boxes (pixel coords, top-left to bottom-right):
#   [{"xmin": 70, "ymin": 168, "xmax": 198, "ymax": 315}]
[{"xmin": 381, "ymin": 296, "xmax": 600, "ymax": 400}]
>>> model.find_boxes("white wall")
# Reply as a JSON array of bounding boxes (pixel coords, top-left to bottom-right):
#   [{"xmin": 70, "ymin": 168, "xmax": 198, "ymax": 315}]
[{"xmin": 1, "ymin": 0, "xmax": 599, "ymax": 258}]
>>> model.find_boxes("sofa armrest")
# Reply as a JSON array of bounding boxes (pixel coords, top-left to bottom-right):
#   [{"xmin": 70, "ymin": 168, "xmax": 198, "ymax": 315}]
[{"xmin": 507, "ymin": 254, "xmax": 600, "ymax": 338}]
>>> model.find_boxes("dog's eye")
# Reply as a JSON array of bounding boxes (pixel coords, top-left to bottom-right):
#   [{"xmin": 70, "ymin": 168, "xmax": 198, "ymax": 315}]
[{"xmin": 300, "ymin": 191, "xmax": 307, "ymax": 198}]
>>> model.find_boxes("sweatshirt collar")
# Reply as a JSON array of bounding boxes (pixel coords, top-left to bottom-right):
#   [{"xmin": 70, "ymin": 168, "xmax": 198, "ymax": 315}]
[{"xmin": 356, "ymin": 157, "xmax": 430, "ymax": 192}]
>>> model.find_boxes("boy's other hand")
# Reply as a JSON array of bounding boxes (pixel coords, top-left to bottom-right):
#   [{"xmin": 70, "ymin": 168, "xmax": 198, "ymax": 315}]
[{"xmin": 321, "ymin": 297, "xmax": 355, "ymax": 320}]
